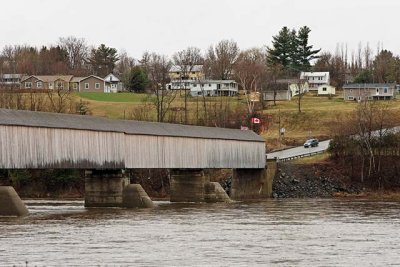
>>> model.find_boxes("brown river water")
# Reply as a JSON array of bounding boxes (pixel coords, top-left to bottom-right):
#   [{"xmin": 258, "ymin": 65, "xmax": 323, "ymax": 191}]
[{"xmin": 1, "ymin": 199, "xmax": 400, "ymax": 266}]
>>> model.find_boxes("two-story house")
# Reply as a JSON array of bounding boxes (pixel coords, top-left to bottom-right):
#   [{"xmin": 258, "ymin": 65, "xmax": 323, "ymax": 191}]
[
  {"xmin": 104, "ymin": 73, "xmax": 123, "ymax": 93},
  {"xmin": 343, "ymin": 83, "xmax": 396, "ymax": 101},
  {"xmin": 169, "ymin": 65, "xmax": 205, "ymax": 81},
  {"xmin": 300, "ymin": 72, "xmax": 330, "ymax": 91},
  {"xmin": 0, "ymin": 74, "xmax": 24, "ymax": 89}
]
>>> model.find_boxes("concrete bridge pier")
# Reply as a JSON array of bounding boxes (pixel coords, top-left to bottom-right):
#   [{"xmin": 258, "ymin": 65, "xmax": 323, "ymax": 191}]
[
  {"xmin": 0, "ymin": 186, "xmax": 29, "ymax": 216},
  {"xmin": 84, "ymin": 169, "xmax": 130, "ymax": 207},
  {"xmin": 170, "ymin": 169, "xmax": 207, "ymax": 202},
  {"xmin": 230, "ymin": 159, "xmax": 277, "ymax": 200},
  {"xmin": 170, "ymin": 169, "xmax": 232, "ymax": 203}
]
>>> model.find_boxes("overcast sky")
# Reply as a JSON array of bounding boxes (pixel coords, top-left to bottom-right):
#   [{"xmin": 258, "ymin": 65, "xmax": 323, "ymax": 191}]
[{"xmin": 2, "ymin": 0, "xmax": 399, "ymax": 59}]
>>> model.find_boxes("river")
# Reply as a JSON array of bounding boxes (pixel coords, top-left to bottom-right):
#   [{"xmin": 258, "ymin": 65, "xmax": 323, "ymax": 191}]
[{"xmin": 1, "ymin": 199, "xmax": 400, "ymax": 266}]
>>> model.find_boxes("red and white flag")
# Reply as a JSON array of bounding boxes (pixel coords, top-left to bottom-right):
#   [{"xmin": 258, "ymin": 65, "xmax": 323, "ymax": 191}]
[{"xmin": 251, "ymin": 117, "xmax": 261, "ymax": 124}]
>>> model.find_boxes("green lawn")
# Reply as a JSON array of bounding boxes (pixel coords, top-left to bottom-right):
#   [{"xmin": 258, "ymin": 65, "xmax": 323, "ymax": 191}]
[{"xmin": 76, "ymin": 92, "xmax": 152, "ymax": 102}]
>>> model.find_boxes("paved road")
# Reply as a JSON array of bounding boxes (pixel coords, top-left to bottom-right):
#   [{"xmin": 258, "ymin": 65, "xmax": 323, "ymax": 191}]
[
  {"xmin": 266, "ymin": 140, "xmax": 331, "ymax": 161},
  {"xmin": 266, "ymin": 126, "xmax": 400, "ymax": 161}
]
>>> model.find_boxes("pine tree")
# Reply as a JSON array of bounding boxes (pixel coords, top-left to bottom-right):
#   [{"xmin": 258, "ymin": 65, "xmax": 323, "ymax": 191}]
[
  {"xmin": 267, "ymin": 27, "xmax": 297, "ymax": 69},
  {"xmin": 296, "ymin": 26, "xmax": 321, "ymax": 71},
  {"xmin": 126, "ymin": 66, "xmax": 148, "ymax": 92},
  {"xmin": 267, "ymin": 26, "xmax": 320, "ymax": 72}
]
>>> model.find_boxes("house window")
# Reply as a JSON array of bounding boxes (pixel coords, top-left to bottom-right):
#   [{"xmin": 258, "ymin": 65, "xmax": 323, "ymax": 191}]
[
  {"xmin": 85, "ymin": 83, "xmax": 89, "ymax": 89},
  {"xmin": 25, "ymin": 82, "xmax": 32, "ymax": 88},
  {"xmin": 322, "ymin": 87, "xmax": 327, "ymax": 91},
  {"xmin": 49, "ymin": 83, "xmax": 53, "ymax": 89},
  {"xmin": 95, "ymin": 83, "xmax": 100, "ymax": 89},
  {"xmin": 350, "ymin": 89, "xmax": 353, "ymax": 92},
  {"xmin": 209, "ymin": 84, "xmax": 211, "ymax": 87},
  {"xmin": 384, "ymin": 88, "xmax": 388, "ymax": 93},
  {"xmin": 192, "ymin": 72, "xmax": 196, "ymax": 75},
  {"xmin": 72, "ymin": 83, "xmax": 78, "ymax": 90},
  {"xmin": 193, "ymin": 84, "xmax": 197, "ymax": 87},
  {"xmin": 348, "ymin": 96, "xmax": 354, "ymax": 100},
  {"xmin": 56, "ymin": 81, "xmax": 64, "ymax": 89},
  {"xmin": 376, "ymin": 88, "xmax": 379, "ymax": 93},
  {"xmin": 36, "ymin": 82, "xmax": 42, "ymax": 88}
]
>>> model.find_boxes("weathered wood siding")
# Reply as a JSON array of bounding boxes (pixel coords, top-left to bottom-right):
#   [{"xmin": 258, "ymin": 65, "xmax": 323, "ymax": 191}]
[
  {"xmin": 124, "ymin": 135, "xmax": 265, "ymax": 169},
  {"xmin": 0, "ymin": 125, "xmax": 265, "ymax": 169},
  {"xmin": 0, "ymin": 125, "xmax": 125, "ymax": 169}
]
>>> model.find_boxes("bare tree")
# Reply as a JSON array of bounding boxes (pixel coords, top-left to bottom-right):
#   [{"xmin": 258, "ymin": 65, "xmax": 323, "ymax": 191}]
[
  {"xmin": 234, "ymin": 48, "xmax": 266, "ymax": 115},
  {"xmin": 58, "ymin": 36, "xmax": 88, "ymax": 74},
  {"xmin": 296, "ymin": 77, "xmax": 307, "ymax": 113},
  {"xmin": 146, "ymin": 53, "xmax": 177, "ymax": 122},
  {"xmin": 204, "ymin": 40, "xmax": 239, "ymax": 80},
  {"xmin": 47, "ymin": 83, "xmax": 73, "ymax": 113},
  {"xmin": 172, "ymin": 47, "xmax": 203, "ymax": 124}
]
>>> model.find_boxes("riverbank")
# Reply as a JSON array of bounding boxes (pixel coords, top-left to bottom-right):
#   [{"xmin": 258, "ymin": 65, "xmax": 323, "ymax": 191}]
[
  {"xmin": 2, "ymin": 160, "xmax": 399, "ymax": 200},
  {"xmin": 273, "ymin": 160, "xmax": 363, "ymax": 198}
]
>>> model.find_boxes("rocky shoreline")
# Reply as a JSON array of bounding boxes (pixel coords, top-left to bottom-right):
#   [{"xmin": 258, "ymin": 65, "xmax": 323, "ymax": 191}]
[{"xmin": 272, "ymin": 162, "xmax": 363, "ymax": 198}]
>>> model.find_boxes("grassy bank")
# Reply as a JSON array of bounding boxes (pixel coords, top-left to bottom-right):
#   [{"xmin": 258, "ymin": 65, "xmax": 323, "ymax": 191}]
[{"xmin": 74, "ymin": 91, "xmax": 400, "ymax": 149}]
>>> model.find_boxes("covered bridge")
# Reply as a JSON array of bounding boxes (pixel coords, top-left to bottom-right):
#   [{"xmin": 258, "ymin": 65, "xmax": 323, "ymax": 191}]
[{"xmin": 0, "ymin": 108, "xmax": 265, "ymax": 169}]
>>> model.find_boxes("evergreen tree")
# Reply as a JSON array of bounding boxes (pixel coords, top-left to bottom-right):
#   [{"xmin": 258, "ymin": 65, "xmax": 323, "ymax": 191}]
[
  {"xmin": 354, "ymin": 69, "xmax": 373, "ymax": 83},
  {"xmin": 126, "ymin": 66, "xmax": 148, "ymax": 92},
  {"xmin": 296, "ymin": 26, "xmax": 321, "ymax": 71},
  {"xmin": 88, "ymin": 44, "xmax": 119, "ymax": 77},
  {"xmin": 267, "ymin": 26, "xmax": 320, "ymax": 72},
  {"xmin": 267, "ymin": 27, "xmax": 297, "ymax": 69}
]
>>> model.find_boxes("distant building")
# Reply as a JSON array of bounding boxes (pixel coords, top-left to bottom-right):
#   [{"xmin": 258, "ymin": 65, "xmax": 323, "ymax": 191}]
[
  {"xmin": 263, "ymin": 79, "xmax": 310, "ymax": 101},
  {"xmin": 317, "ymin": 84, "xmax": 336, "ymax": 96},
  {"xmin": 18, "ymin": 74, "xmax": 124, "ymax": 93},
  {"xmin": 20, "ymin": 75, "xmax": 73, "ymax": 90},
  {"xmin": 104, "ymin": 73, "xmax": 123, "ymax": 93},
  {"xmin": 300, "ymin": 72, "xmax": 330, "ymax": 90},
  {"xmin": 0, "ymin": 74, "xmax": 24, "ymax": 88},
  {"xmin": 168, "ymin": 79, "xmax": 238, "ymax": 96},
  {"xmin": 263, "ymin": 79, "xmax": 295, "ymax": 101},
  {"xmin": 343, "ymin": 83, "xmax": 396, "ymax": 101},
  {"xmin": 78, "ymin": 75, "xmax": 105, "ymax": 92},
  {"xmin": 169, "ymin": 65, "xmax": 204, "ymax": 81}
]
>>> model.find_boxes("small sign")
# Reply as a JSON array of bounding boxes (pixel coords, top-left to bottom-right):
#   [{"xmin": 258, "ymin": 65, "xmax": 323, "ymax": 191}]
[
  {"xmin": 251, "ymin": 118, "xmax": 261, "ymax": 124},
  {"xmin": 240, "ymin": 126, "xmax": 249, "ymax": 130}
]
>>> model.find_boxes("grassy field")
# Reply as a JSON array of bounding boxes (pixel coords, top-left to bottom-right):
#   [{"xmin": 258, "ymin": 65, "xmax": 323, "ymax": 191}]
[
  {"xmin": 262, "ymin": 92, "xmax": 400, "ymax": 148},
  {"xmin": 73, "ymin": 91, "xmax": 400, "ymax": 149},
  {"xmin": 76, "ymin": 92, "xmax": 152, "ymax": 103}
]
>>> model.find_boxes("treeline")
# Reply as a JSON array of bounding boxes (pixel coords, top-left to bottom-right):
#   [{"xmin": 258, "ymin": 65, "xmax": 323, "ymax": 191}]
[
  {"xmin": 2, "ymin": 27, "xmax": 399, "ymax": 90},
  {"xmin": 0, "ymin": 37, "xmax": 120, "ymax": 77},
  {"xmin": 328, "ymin": 101, "xmax": 400, "ymax": 188}
]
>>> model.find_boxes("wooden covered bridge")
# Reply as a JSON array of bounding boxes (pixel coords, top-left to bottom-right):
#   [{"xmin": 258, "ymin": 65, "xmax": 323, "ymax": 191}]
[{"xmin": 0, "ymin": 108, "xmax": 272, "ymax": 207}]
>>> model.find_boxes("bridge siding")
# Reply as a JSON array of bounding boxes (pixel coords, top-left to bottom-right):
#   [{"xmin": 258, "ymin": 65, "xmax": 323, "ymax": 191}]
[
  {"xmin": 124, "ymin": 135, "xmax": 265, "ymax": 169},
  {"xmin": 0, "ymin": 125, "xmax": 265, "ymax": 169},
  {"xmin": 0, "ymin": 126, "xmax": 124, "ymax": 169}
]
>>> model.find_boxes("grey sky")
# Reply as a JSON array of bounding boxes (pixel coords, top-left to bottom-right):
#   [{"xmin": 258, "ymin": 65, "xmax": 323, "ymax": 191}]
[{"xmin": 2, "ymin": 0, "xmax": 399, "ymax": 59}]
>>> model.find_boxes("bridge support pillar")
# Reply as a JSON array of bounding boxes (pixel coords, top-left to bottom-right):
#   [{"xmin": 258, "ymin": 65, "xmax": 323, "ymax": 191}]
[
  {"xmin": 170, "ymin": 169, "xmax": 206, "ymax": 202},
  {"xmin": 231, "ymin": 162, "xmax": 276, "ymax": 200},
  {"xmin": 0, "ymin": 186, "xmax": 29, "ymax": 216},
  {"xmin": 84, "ymin": 169, "xmax": 129, "ymax": 207}
]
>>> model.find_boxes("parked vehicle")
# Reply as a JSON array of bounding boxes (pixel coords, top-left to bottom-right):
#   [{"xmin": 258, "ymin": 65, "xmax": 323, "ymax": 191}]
[{"xmin": 304, "ymin": 139, "xmax": 319, "ymax": 148}]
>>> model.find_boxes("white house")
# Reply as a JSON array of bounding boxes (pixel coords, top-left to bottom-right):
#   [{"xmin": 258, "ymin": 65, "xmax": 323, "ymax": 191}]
[
  {"xmin": 289, "ymin": 82, "xmax": 309, "ymax": 96},
  {"xmin": 300, "ymin": 72, "xmax": 330, "ymax": 90},
  {"xmin": 104, "ymin": 73, "xmax": 123, "ymax": 93},
  {"xmin": 0, "ymin": 74, "xmax": 24, "ymax": 88},
  {"xmin": 167, "ymin": 79, "xmax": 238, "ymax": 96},
  {"xmin": 191, "ymin": 80, "xmax": 238, "ymax": 96},
  {"xmin": 317, "ymin": 84, "xmax": 336, "ymax": 96}
]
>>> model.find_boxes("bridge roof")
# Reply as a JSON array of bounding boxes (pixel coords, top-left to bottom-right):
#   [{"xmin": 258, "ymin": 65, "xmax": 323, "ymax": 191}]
[{"xmin": 0, "ymin": 109, "xmax": 264, "ymax": 142}]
